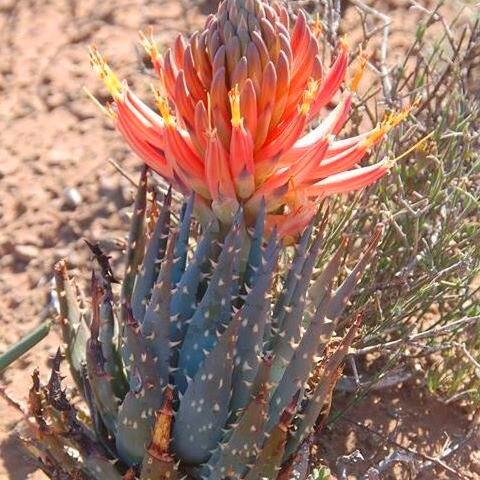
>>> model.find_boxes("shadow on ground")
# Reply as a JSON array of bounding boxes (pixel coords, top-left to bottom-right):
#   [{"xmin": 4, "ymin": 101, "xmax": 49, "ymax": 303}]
[{"xmin": 0, "ymin": 434, "xmax": 40, "ymax": 480}]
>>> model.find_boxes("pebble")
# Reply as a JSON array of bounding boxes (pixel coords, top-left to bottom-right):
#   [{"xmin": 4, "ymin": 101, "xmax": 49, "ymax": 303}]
[
  {"xmin": 0, "ymin": 254, "xmax": 13, "ymax": 268},
  {"xmin": 48, "ymin": 148, "xmax": 72, "ymax": 166},
  {"xmin": 14, "ymin": 244, "xmax": 39, "ymax": 263},
  {"xmin": 63, "ymin": 187, "xmax": 83, "ymax": 209}
]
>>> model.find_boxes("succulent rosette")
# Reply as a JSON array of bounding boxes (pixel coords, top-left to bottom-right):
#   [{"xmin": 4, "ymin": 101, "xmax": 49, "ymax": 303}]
[{"xmin": 89, "ymin": 0, "xmax": 406, "ymax": 238}]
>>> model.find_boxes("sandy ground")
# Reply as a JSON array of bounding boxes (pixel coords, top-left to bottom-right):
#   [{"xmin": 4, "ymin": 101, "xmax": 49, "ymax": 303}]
[{"xmin": 0, "ymin": 0, "xmax": 478, "ymax": 478}]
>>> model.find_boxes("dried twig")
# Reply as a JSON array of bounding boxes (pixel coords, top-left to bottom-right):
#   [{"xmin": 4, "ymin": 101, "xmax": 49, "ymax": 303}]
[
  {"xmin": 341, "ymin": 416, "xmax": 474, "ymax": 480},
  {"xmin": 451, "ymin": 341, "xmax": 480, "ymax": 378},
  {"xmin": 349, "ymin": 0, "xmax": 393, "ymax": 103},
  {"xmin": 336, "ymin": 367, "xmax": 412, "ymax": 393},
  {"xmin": 108, "ymin": 158, "xmax": 139, "ymax": 188},
  {"xmin": 354, "ymin": 316, "xmax": 480, "ymax": 356},
  {"xmin": 366, "ymin": 450, "xmax": 418, "ymax": 478}
]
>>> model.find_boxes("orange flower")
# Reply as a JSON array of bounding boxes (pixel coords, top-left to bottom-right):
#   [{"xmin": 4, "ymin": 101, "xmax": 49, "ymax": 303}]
[{"xmin": 89, "ymin": 0, "xmax": 408, "ymax": 237}]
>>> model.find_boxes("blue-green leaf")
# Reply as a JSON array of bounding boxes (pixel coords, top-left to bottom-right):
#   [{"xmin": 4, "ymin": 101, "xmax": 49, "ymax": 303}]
[
  {"xmin": 121, "ymin": 166, "xmax": 148, "ymax": 309},
  {"xmin": 285, "ymin": 315, "xmax": 362, "ymax": 458},
  {"xmin": 172, "ymin": 312, "xmax": 241, "ymax": 465},
  {"xmin": 230, "ymin": 232, "xmax": 279, "ymax": 415},
  {"xmin": 171, "ymin": 194, "xmax": 194, "ymax": 287},
  {"xmin": 131, "ymin": 188, "xmax": 171, "ymax": 323},
  {"xmin": 141, "ymin": 231, "xmax": 177, "ymax": 390},
  {"xmin": 175, "ymin": 213, "xmax": 243, "ymax": 393}
]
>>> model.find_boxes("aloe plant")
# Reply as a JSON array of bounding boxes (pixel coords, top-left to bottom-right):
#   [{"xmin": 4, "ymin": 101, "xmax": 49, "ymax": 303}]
[
  {"xmin": 11, "ymin": 0, "xmax": 404, "ymax": 477},
  {"xmin": 18, "ymin": 169, "xmax": 382, "ymax": 479}
]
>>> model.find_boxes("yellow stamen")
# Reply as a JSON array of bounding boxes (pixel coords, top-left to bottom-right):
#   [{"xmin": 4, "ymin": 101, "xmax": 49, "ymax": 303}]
[
  {"xmin": 383, "ymin": 103, "xmax": 415, "ymax": 128},
  {"xmin": 312, "ymin": 13, "xmax": 322, "ymax": 37},
  {"xmin": 88, "ymin": 47, "xmax": 123, "ymax": 100},
  {"xmin": 152, "ymin": 86, "xmax": 175, "ymax": 126},
  {"xmin": 299, "ymin": 78, "xmax": 320, "ymax": 116},
  {"xmin": 139, "ymin": 28, "xmax": 159, "ymax": 60},
  {"xmin": 83, "ymin": 87, "xmax": 116, "ymax": 121},
  {"xmin": 363, "ymin": 126, "xmax": 386, "ymax": 148},
  {"xmin": 363, "ymin": 103, "xmax": 416, "ymax": 148},
  {"xmin": 392, "ymin": 131, "xmax": 435, "ymax": 162},
  {"xmin": 349, "ymin": 47, "xmax": 369, "ymax": 92},
  {"xmin": 228, "ymin": 84, "xmax": 243, "ymax": 128}
]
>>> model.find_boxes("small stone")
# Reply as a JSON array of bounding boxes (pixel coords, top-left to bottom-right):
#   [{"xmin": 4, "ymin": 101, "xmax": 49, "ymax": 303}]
[
  {"xmin": 48, "ymin": 148, "xmax": 72, "ymax": 166},
  {"xmin": 63, "ymin": 187, "xmax": 83, "ymax": 209},
  {"xmin": 99, "ymin": 176, "xmax": 119, "ymax": 195},
  {"xmin": 14, "ymin": 244, "xmax": 39, "ymax": 263},
  {"xmin": 27, "ymin": 271, "xmax": 43, "ymax": 288},
  {"xmin": 0, "ymin": 0, "xmax": 16, "ymax": 12}
]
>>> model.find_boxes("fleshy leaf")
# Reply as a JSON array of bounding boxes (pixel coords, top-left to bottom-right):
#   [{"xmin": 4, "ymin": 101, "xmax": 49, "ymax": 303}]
[
  {"xmin": 229, "ymin": 231, "xmax": 279, "ymax": 415},
  {"xmin": 86, "ymin": 273, "xmax": 120, "ymax": 436},
  {"xmin": 141, "ymin": 231, "xmax": 177, "ymax": 389},
  {"xmin": 171, "ymin": 194, "xmax": 195, "ymax": 287},
  {"xmin": 285, "ymin": 314, "xmax": 362, "ymax": 458},
  {"xmin": 243, "ymin": 393, "xmax": 298, "ymax": 480},
  {"xmin": 131, "ymin": 188, "xmax": 171, "ymax": 323},
  {"xmin": 268, "ymin": 221, "xmax": 326, "ymax": 388},
  {"xmin": 121, "ymin": 166, "xmax": 148, "ymax": 308},
  {"xmin": 53, "ymin": 260, "xmax": 89, "ymax": 395},
  {"xmin": 266, "ymin": 287, "xmax": 333, "ymax": 430},
  {"xmin": 243, "ymin": 198, "xmax": 266, "ymax": 289},
  {"xmin": 140, "ymin": 386, "xmax": 179, "ymax": 480},
  {"xmin": 116, "ymin": 306, "xmax": 165, "ymax": 464},
  {"xmin": 169, "ymin": 223, "xmax": 217, "ymax": 368},
  {"xmin": 175, "ymin": 212, "xmax": 243, "ymax": 393},
  {"xmin": 172, "ymin": 312, "xmax": 241, "ymax": 465},
  {"xmin": 87, "ymin": 240, "xmax": 128, "ymax": 400},
  {"xmin": 326, "ymin": 225, "xmax": 382, "ymax": 319}
]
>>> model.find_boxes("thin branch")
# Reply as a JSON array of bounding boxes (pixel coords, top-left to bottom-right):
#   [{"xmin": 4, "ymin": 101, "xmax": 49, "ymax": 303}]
[
  {"xmin": 349, "ymin": 0, "xmax": 393, "ymax": 103},
  {"xmin": 108, "ymin": 158, "xmax": 139, "ymax": 188},
  {"xmin": 353, "ymin": 316, "xmax": 480, "ymax": 356},
  {"xmin": 341, "ymin": 416, "xmax": 473, "ymax": 480},
  {"xmin": 336, "ymin": 367, "xmax": 412, "ymax": 392}
]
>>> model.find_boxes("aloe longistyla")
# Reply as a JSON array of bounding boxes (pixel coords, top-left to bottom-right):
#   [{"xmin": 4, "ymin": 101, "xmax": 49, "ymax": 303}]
[
  {"xmin": 21, "ymin": 181, "xmax": 383, "ymax": 479},
  {"xmin": 13, "ymin": 2, "xmax": 409, "ymax": 479},
  {"xmin": 89, "ymin": 0, "xmax": 408, "ymax": 239}
]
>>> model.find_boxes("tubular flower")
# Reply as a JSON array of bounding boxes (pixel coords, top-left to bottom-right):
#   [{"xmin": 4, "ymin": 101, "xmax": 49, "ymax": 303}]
[{"xmin": 90, "ymin": 0, "xmax": 408, "ymax": 238}]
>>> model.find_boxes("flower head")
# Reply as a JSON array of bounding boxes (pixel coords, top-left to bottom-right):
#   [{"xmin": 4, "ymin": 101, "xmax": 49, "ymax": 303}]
[{"xmin": 90, "ymin": 0, "xmax": 407, "ymax": 237}]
